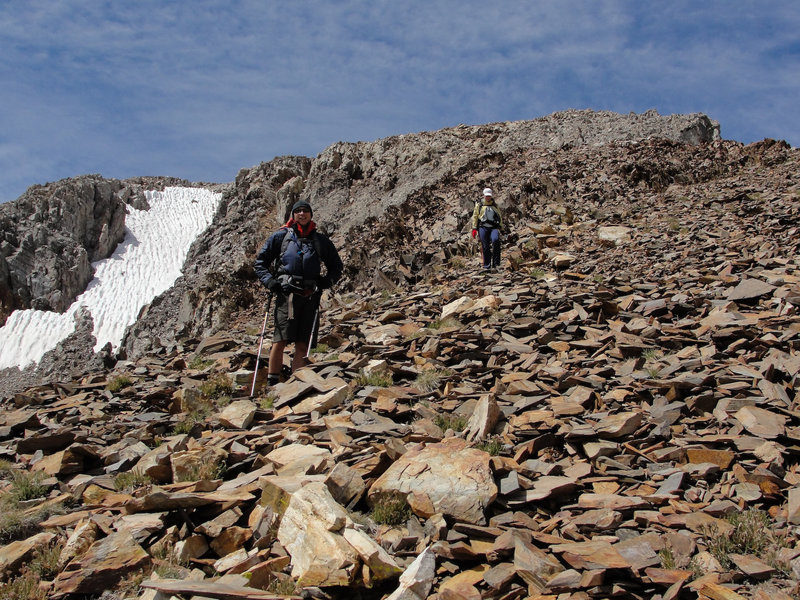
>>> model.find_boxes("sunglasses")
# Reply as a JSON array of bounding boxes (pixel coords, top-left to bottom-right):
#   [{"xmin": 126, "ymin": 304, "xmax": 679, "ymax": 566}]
[{"xmin": 293, "ymin": 208, "xmax": 311, "ymax": 213}]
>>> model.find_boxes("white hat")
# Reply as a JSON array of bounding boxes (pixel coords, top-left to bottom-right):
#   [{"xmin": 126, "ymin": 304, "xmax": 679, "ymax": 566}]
[{"xmin": 483, "ymin": 188, "xmax": 493, "ymax": 197}]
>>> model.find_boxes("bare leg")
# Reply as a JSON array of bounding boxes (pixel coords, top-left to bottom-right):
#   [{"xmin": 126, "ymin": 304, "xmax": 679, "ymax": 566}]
[
  {"xmin": 268, "ymin": 341, "xmax": 287, "ymax": 378},
  {"xmin": 292, "ymin": 342, "xmax": 310, "ymax": 371}
]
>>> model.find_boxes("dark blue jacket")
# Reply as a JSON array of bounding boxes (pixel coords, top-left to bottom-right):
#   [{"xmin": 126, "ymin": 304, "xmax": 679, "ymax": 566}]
[{"xmin": 254, "ymin": 223, "xmax": 343, "ymax": 291}]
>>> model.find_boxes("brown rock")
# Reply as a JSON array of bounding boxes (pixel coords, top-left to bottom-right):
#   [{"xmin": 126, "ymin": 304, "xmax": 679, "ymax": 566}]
[
  {"xmin": 513, "ymin": 536, "xmax": 565, "ymax": 590},
  {"xmin": 369, "ymin": 437, "xmax": 497, "ymax": 525},
  {"xmin": 0, "ymin": 532, "xmax": 56, "ymax": 576},
  {"xmin": 52, "ymin": 530, "xmax": 151, "ymax": 598}
]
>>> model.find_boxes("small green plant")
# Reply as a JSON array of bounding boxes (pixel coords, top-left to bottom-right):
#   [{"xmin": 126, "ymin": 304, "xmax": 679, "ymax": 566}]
[
  {"xmin": 646, "ymin": 366, "xmax": 661, "ymax": 379},
  {"xmin": 172, "ymin": 403, "xmax": 212, "ymax": 435},
  {"xmin": 641, "ymin": 348, "xmax": 660, "ymax": 361},
  {"xmin": 0, "ymin": 508, "xmax": 37, "ymax": 545},
  {"xmin": 9, "ymin": 471, "xmax": 48, "ymax": 502},
  {"xmin": 0, "ymin": 459, "xmax": 13, "ymax": 478},
  {"xmin": 0, "ymin": 570, "xmax": 47, "ymax": 600},
  {"xmin": 107, "ymin": 375, "xmax": 133, "ymax": 393},
  {"xmin": 448, "ymin": 256, "xmax": 466, "ymax": 269},
  {"xmin": 370, "ymin": 494, "xmax": 412, "ymax": 526},
  {"xmin": 356, "ymin": 368, "xmax": 393, "ymax": 388},
  {"xmin": 267, "ymin": 577, "xmax": 300, "ymax": 596},
  {"xmin": 115, "ymin": 569, "xmax": 148, "ymax": 598},
  {"xmin": 258, "ymin": 393, "xmax": 276, "ymax": 410},
  {"xmin": 311, "ymin": 343, "xmax": 330, "ymax": 354},
  {"xmin": 666, "ymin": 217, "xmax": 680, "ymax": 231},
  {"xmin": 415, "ymin": 368, "xmax": 453, "ymax": 393},
  {"xmin": 0, "ymin": 500, "xmax": 66, "ymax": 545},
  {"xmin": 687, "ymin": 556, "xmax": 705, "ymax": 581},
  {"xmin": 701, "ymin": 508, "xmax": 788, "ymax": 571},
  {"xmin": 176, "ymin": 455, "xmax": 227, "ymax": 483},
  {"xmin": 434, "ymin": 414, "xmax": 468, "ymax": 433},
  {"xmin": 151, "ymin": 547, "xmax": 189, "ymax": 579},
  {"xmin": 530, "ymin": 268, "xmax": 546, "ymax": 279},
  {"xmin": 188, "ymin": 355, "xmax": 214, "ymax": 370},
  {"xmin": 658, "ymin": 547, "xmax": 676, "ymax": 570},
  {"xmin": 199, "ymin": 373, "xmax": 234, "ymax": 400},
  {"xmin": 523, "ymin": 239, "xmax": 539, "ymax": 251},
  {"xmin": 427, "ymin": 317, "xmax": 459, "ymax": 331},
  {"xmin": 114, "ymin": 469, "xmax": 152, "ymax": 493},
  {"xmin": 29, "ymin": 541, "xmax": 63, "ymax": 580},
  {"xmin": 475, "ymin": 437, "xmax": 503, "ymax": 456},
  {"xmin": 154, "ymin": 562, "xmax": 185, "ymax": 579}
]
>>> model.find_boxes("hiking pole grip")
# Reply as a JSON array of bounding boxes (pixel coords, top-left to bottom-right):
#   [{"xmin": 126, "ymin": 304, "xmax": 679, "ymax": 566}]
[{"xmin": 250, "ymin": 294, "xmax": 273, "ymax": 397}]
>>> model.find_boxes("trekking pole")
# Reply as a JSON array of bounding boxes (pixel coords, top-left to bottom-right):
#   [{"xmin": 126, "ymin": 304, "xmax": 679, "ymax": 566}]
[
  {"xmin": 250, "ymin": 293, "xmax": 273, "ymax": 397},
  {"xmin": 305, "ymin": 305, "xmax": 320, "ymax": 360}
]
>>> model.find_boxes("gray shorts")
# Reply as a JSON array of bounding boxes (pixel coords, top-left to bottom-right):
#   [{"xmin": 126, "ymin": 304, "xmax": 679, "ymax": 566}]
[{"xmin": 273, "ymin": 292, "xmax": 321, "ymax": 344}]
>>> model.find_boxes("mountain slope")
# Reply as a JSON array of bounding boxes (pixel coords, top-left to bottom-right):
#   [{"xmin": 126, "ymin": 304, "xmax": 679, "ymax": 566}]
[
  {"xmin": 0, "ymin": 110, "xmax": 799, "ymax": 598},
  {"xmin": 0, "ymin": 177, "xmax": 798, "ymax": 596}
]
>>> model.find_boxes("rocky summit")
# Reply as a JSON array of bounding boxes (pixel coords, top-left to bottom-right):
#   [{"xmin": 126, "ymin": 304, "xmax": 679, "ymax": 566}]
[{"xmin": 0, "ymin": 109, "xmax": 799, "ymax": 600}]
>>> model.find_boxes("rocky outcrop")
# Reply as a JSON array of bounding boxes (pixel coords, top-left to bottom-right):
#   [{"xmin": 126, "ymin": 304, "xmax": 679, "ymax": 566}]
[
  {"xmin": 301, "ymin": 108, "xmax": 720, "ymax": 236},
  {"xmin": 119, "ymin": 110, "xmax": 721, "ymax": 361},
  {"xmin": 2, "ymin": 109, "xmax": 799, "ymax": 599},
  {"xmin": 0, "ymin": 174, "xmax": 194, "ymax": 327}
]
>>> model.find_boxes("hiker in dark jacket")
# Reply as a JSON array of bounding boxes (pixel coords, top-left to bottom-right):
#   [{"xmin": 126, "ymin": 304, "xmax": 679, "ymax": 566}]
[
  {"xmin": 254, "ymin": 200, "xmax": 343, "ymax": 385},
  {"xmin": 471, "ymin": 187, "xmax": 503, "ymax": 270}
]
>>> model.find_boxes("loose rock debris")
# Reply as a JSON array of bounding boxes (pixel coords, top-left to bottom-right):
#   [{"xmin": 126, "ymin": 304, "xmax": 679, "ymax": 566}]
[{"xmin": 2, "ymin": 139, "xmax": 800, "ymax": 599}]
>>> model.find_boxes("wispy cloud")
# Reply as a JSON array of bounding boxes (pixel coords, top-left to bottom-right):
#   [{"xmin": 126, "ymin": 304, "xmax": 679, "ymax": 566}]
[{"xmin": 1, "ymin": 1, "xmax": 797, "ymax": 203}]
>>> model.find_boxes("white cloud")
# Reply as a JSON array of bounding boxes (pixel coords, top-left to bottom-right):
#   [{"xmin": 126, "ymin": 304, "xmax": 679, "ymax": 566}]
[{"xmin": 0, "ymin": 0, "xmax": 797, "ymax": 202}]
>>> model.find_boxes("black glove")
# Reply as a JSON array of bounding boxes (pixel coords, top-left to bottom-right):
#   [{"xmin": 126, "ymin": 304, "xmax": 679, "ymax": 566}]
[
  {"xmin": 318, "ymin": 275, "xmax": 334, "ymax": 290},
  {"xmin": 266, "ymin": 278, "xmax": 281, "ymax": 294}
]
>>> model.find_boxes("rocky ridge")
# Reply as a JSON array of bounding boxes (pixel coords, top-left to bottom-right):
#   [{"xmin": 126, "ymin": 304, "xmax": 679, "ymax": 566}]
[
  {"xmin": 0, "ymin": 110, "xmax": 722, "ymax": 394},
  {"xmin": 119, "ymin": 109, "xmax": 722, "ymax": 362},
  {"xmin": 0, "ymin": 121, "xmax": 799, "ymax": 599}
]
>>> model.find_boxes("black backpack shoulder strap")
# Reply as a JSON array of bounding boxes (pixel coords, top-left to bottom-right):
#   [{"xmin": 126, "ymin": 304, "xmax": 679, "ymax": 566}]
[
  {"xmin": 272, "ymin": 227, "xmax": 291, "ymax": 273},
  {"xmin": 310, "ymin": 230, "xmax": 323, "ymax": 258},
  {"xmin": 280, "ymin": 226, "xmax": 296, "ymax": 255}
]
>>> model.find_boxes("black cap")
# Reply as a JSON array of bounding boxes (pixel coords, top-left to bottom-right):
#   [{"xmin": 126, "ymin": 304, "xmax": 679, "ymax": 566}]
[{"xmin": 291, "ymin": 200, "xmax": 313, "ymax": 217}]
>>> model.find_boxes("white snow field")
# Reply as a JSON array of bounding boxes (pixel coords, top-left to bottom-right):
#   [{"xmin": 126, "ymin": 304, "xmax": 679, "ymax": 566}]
[{"xmin": 0, "ymin": 187, "xmax": 222, "ymax": 370}]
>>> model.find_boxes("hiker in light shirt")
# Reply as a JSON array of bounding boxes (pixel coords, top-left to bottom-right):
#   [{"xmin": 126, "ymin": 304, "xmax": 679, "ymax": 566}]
[{"xmin": 471, "ymin": 187, "xmax": 503, "ymax": 270}]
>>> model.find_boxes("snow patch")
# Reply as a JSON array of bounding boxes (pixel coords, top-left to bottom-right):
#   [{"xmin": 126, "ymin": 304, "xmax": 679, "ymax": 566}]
[{"xmin": 0, "ymin": 187, "xmax": 221, "ymax": 369}]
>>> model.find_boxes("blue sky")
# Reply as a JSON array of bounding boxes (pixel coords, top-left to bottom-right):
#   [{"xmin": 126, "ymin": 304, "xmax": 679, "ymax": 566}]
[{"xmin": 1, "ymin": 1, "xmax": 798, "ymax": 203}]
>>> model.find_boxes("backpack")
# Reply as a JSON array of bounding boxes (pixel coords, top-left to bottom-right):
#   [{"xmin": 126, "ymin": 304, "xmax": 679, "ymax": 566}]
[
  {"xmin": 480, "ymin": 205, "xmax": 500, "ymax": 228},
  {"xmin": 274, "ymin": 227, "xmax": 323, "ymax": 288}
]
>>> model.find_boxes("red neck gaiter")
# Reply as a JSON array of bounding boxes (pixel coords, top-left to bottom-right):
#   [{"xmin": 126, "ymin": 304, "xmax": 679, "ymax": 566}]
[{"xmin": 285, "ymin": 218, "xmax": 317, "ymax": 238}]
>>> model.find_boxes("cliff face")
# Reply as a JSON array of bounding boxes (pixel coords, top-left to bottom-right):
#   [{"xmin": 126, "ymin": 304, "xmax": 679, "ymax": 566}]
[{"xmin": 0, "ymin": 174, "xmax": 193, "ymax": 326}]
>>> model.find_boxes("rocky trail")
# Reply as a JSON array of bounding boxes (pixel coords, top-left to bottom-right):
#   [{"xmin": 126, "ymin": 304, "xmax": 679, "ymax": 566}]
[{"xmin": 2, "ymin": 172, "xmax": 800, "ymax": 600}]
